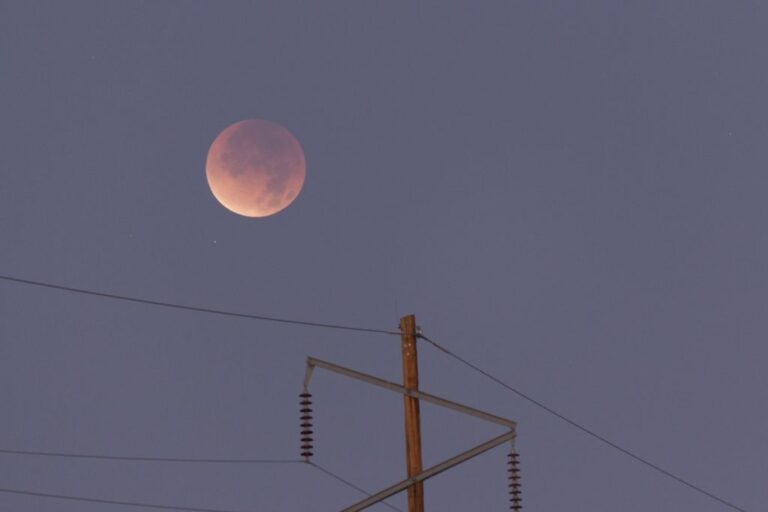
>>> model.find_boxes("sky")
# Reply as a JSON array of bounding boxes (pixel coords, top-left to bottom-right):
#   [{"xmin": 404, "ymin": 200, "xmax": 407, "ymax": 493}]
[{"xmin": 1, "ymin": 1, "xmax": 766, "ymax": 511}]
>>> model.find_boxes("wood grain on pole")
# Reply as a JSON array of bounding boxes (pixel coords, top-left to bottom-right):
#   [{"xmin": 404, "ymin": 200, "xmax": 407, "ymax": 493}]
[{"xmin": 400, "ymin": 314, "xmax": 425, "ymax": 512}]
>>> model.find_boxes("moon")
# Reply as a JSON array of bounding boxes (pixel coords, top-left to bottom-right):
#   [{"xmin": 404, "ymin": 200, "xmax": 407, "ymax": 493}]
[{"xmin": 206, "ymin": 119, "xmax": 306, "ymax": 217}]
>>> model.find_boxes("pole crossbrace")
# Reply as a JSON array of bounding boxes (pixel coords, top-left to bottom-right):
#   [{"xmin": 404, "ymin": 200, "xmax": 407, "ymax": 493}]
[{"xmin": 340, "ymin": 430, "xmax": 517, "ymax": 512}]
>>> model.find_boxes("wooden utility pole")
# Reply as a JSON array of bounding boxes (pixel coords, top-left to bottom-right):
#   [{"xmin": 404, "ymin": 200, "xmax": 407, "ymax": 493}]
[{"xmin": 400, "ymin": 314, "xmax": 425, "ymax": 512}]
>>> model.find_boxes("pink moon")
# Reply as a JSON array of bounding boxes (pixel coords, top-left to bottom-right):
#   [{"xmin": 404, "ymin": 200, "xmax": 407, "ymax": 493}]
[{"xmin": 205, "ymin": 119, "xmax": 306, "ymax": 218}]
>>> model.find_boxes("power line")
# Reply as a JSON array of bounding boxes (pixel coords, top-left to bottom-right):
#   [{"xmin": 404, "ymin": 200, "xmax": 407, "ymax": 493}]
[
  {"xmin": 3, "ymin": 272, "xmax": 743, "ymax": 509},
  {"xmin": 0, "ymin": 461, "xmax": 402, "ymax": 512},
  {"xmin": 0, "ymin": 274, "xmax": 400, "ymax": 336},
  {"xmin": 418, "ymin": 333, "xmax": 748, "ymax": 512},
  {"xmin": 0, "ymin": 448, "xmax": 302, "ymax": 464},
  {"xmin": 308, "ymin": 462, "xmax": 404, "ymax": 512},
  {"xmin": 0, "ymin": 486, "xmax": 242, "ymax": 512}
]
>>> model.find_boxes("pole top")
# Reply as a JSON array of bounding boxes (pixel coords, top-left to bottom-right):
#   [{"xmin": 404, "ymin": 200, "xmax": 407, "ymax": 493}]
[{"xmin": 399, "ymin": 314, "xmax": 416, "ymax": 333}]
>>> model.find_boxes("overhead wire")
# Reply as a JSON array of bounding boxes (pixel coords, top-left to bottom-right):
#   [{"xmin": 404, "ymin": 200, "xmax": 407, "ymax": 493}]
[
  {"xmin": 0, "ymin": 273, "xmax": 405, "ymax": 508},
  {"xmin": 0, "ymin": 274, "xmax": 400, "ymax": 336},
  {"xmin": 418, "ymin": 333, "xmax": 748, "ymax": 512},
  {"xmin": 0, "ymin": 459, "xmax": 401, "ymax": 511},
  {"xmin": 0, "ymin": 448, "xmax": 302, "ymax": 464},
  {"xmin": 0, "ymin": 272, "xmax": 748, "ymax": 510},
  {"xmin": 0, "ymin": 486, "xmax": 243, "ymax": 512},
  {"xmin": 308, "ymin": 461, "xmax": 404, "ymax": 512}
]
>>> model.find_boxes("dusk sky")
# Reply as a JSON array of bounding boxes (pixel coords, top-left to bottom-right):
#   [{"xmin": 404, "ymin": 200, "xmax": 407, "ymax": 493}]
[{"xmin": 1, "ymin": 1, "xmax": 766, "ymax": 511}]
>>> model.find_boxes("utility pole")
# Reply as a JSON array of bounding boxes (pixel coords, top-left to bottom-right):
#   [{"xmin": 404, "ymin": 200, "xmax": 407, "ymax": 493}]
[
  {"xmin": 300, "ymin": 314, "xmax": 521, "ymax": 511},
  {"xmin": 400, "ymin": 314, "xmax": 424, "ymax": 512}
]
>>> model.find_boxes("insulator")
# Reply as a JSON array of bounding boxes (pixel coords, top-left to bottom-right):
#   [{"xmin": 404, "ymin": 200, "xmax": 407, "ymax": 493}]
[
  {"xmin": 507, "ymin": 450, "xmax": 521, "ymax": 510},
  {"xmin": 300, "ymin": 392, "xmax": 314, "ymax": 460}
]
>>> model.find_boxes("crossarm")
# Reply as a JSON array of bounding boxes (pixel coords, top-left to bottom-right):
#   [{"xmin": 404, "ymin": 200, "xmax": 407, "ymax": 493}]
[{"xmin": 306, "ymin": 357, "xmax": 516, "ymax": 429}]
